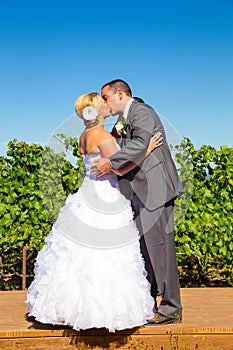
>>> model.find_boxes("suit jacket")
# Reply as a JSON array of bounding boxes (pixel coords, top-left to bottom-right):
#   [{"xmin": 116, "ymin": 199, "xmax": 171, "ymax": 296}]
[{"xmin": 109, "ymin": 100, "xmax": 183, "ymax": 210}]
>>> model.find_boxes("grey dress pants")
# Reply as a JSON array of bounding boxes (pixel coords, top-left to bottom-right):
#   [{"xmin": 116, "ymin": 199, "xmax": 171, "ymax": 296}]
[{"xmin": 132, "ymin": 194, "xmax": 182, "ymax": 319}]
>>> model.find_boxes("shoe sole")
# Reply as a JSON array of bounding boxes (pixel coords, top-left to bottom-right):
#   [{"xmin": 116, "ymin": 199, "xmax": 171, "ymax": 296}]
[{"xmin": 147, "ymin": 319, "xmax": 181, "ymax": 325}]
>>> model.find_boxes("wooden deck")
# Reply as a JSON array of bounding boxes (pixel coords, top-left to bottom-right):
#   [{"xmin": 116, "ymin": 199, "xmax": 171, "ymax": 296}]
[{"xmin": 0, "ymin": 288, "xmax": 232, "ymax": 349}]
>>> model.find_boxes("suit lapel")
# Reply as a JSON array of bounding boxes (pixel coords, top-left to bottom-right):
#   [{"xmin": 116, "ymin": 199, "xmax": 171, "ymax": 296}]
[{"xmin": 125, "ymin": 100, "xmax": 137, "ymax": 138}]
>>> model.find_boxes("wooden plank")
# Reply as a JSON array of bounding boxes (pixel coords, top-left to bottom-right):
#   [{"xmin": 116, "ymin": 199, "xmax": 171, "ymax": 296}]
[
  {"xmin": 0, "ymin": 288, "xmax": 232, "ymax": 350},
  {"xmin": 1, "ymin": 288, "xmax": 233, "ymax": 334},
  {"xmin": 0, "ymin": 334, "xmax": 233, "ymax": 350}
]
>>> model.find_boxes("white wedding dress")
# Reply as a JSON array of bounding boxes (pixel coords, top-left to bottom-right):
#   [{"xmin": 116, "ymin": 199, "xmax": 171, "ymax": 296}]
[{"xmin": 26, "ymin": 153, "xmax": 154, "ymax": 332}]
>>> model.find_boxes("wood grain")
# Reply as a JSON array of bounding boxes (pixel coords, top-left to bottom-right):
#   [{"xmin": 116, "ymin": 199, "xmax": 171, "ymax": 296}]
[{"xmin": 0, "ymin": 288, "xmax": 232, "ymax": 349}]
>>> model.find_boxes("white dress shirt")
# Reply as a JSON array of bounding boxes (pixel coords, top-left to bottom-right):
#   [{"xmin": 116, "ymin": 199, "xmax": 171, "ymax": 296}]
[{"xmin": 123, "ymin": 98, "xmax": 134, "ymax": 120}]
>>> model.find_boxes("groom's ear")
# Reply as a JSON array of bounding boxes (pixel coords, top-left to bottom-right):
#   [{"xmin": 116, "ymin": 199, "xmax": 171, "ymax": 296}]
[{"xmin": 117, "ymin": 89, "xmax": 124, "ymax": 100}]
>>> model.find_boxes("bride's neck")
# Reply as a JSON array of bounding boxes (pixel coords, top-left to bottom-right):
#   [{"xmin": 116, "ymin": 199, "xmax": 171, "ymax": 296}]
[{"xmin": 85, "ymin": 123, "xmax": 104, "ymax": 132}]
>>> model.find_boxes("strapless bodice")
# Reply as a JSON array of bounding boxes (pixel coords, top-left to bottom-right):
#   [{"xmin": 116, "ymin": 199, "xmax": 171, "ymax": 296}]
[{"xmin": 83, "ymin": 153, "xmax": 116, "ymax": 181}]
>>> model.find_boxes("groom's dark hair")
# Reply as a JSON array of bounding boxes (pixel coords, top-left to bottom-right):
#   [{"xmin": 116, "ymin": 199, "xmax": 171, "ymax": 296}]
[{"xmin": 102, "ymin": 79, "xmax": 132, "ymax": 97}]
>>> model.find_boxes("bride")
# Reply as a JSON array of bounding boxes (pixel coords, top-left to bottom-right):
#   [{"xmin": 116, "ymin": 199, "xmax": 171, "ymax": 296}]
[{"xmin": 26, "ymin": 92, "xmax": 162, "ymax": 333}]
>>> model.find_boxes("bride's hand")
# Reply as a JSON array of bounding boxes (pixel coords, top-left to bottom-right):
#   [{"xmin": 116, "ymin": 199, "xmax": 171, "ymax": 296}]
[{"xmin": 148, "ymin": 132, "xmax": 163, "ymax": 152}]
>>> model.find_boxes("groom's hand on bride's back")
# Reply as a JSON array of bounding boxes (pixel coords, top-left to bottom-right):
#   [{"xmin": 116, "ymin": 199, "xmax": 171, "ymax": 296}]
[{"xmin": 91, "ymin": 158, "xmax": 112, "ymax": 177}]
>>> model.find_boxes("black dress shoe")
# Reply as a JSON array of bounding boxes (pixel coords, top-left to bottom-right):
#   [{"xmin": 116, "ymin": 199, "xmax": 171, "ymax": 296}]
[{"xmin": 147, "ymin": 312, "xmax": 181, "ymax": 325}]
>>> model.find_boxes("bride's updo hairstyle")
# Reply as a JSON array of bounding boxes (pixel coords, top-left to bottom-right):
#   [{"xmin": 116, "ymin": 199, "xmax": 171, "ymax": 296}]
[{"xmin": 74, "ymin": 92, "xmax": 103, "ymax": 128}]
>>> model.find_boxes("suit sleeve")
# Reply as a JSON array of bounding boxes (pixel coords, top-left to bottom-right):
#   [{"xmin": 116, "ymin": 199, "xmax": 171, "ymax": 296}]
[{"xmin": 109, "ymin": 104, "xmax": 156, "ymax": 170}]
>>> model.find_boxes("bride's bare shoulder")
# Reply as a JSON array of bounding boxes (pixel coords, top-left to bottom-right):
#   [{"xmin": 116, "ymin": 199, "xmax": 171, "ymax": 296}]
[{"xmin": 96, "ymin": 129, "xmax": 115, "ymax": 142}]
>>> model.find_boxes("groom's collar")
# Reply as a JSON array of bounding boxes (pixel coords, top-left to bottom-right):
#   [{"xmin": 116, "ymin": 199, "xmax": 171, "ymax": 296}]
[{"xmin": 123, "ymin": 98, "xmax": 134, "ymax": 120}]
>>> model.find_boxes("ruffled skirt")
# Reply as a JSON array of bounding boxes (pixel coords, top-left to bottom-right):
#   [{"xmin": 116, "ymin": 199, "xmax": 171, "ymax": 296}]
[{"xmin": 26, "ymin": 177, "xmax": 154, "ymax": 332}]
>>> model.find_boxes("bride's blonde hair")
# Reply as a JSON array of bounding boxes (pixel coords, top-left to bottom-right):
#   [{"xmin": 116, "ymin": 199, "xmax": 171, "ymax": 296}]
[{"xmin": 74, "ymin": 92, "xmax": 103, "ymax": 128}]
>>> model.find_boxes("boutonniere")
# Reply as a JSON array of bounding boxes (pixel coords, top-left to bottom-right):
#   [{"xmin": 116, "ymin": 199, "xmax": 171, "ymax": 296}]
[{"xmin": 115, "ymin": 120, "xmax": 128, "ymax": 136}]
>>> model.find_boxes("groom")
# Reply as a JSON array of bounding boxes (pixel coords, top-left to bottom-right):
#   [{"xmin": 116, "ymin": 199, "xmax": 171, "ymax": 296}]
[{"xmin": 92, "ymin": 79, "xmax": 183, "ymax": 324}]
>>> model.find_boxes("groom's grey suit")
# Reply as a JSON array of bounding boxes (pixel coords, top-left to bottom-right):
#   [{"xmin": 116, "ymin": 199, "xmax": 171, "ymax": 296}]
[{"xmin": 109, "ymin": 100, "xmax": 183, "ymax": 319}]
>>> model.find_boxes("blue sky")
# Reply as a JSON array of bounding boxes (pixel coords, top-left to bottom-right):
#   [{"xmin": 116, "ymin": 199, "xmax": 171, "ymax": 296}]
[{"xmin": 1, "ymin": 0, "xmax": 232, "ymax": 155}]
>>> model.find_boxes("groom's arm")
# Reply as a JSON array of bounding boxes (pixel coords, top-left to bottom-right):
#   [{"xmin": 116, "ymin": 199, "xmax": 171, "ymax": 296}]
[
  {"xmin": 109, "ymin": 104, "xmax": 156, "ymax": 170},
  {"xmin": 111, "ymin": 133, "xmax": 163, "ymax": 176},
  {"xmin": 91, "ymin": 130, "xmax": 162, "ymax": 177},
  {"xmin": 91, "ymin": 105, "xmax": 157, "ymax": 177}
]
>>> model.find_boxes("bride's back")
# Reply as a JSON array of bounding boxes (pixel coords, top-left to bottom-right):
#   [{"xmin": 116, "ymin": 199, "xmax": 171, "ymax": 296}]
[{"xmin": 79, "ymin": 127, "xmax": 117, "ymax": 158}]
